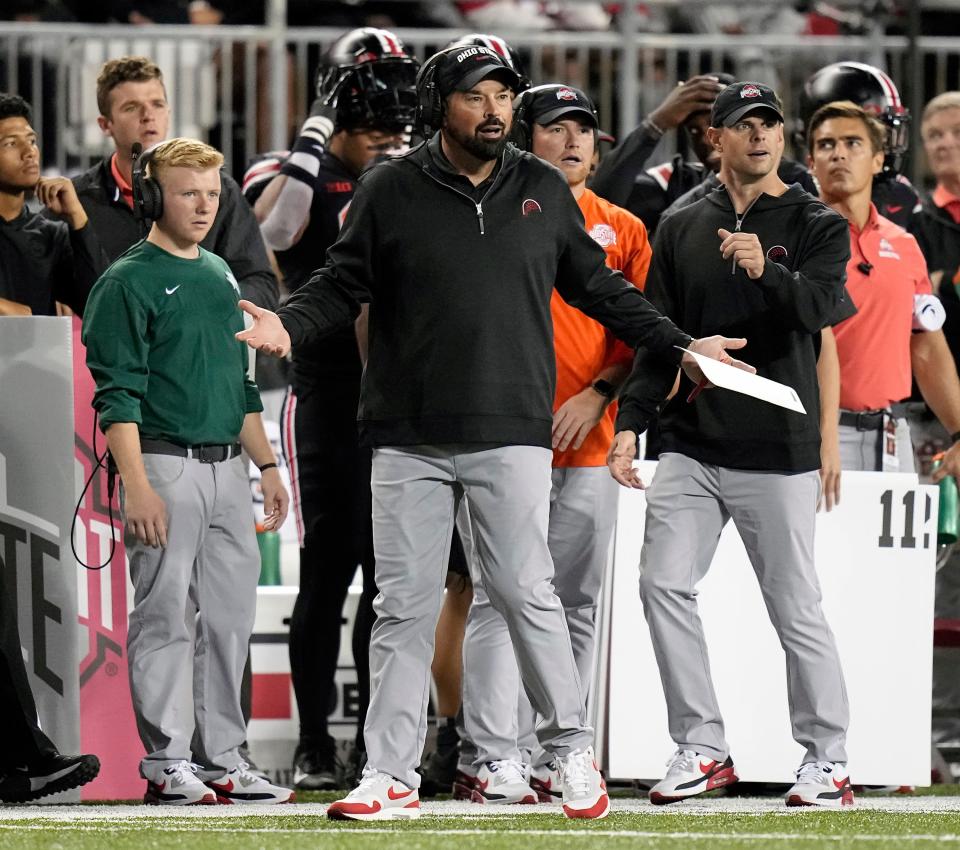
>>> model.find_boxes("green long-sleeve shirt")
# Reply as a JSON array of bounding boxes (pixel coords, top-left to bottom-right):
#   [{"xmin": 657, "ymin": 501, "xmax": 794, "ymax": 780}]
[{"xmin": 83, "ymin": 240, "xmax": 263, "ymax": 445}]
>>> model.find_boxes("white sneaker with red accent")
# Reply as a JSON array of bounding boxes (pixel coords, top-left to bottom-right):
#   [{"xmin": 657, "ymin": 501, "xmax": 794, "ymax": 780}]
[
  {"xmin": 327, "ymin": 768, "xmax": 420, "ymax": 821},
  {"xmin": 471, "ymin": 760, "xmax": 537, "ymax": 804},
  {"xmin": 786, "ymin": 762, "xmax": 854, "ymax": 808},
  {"xmin": 557, "ymin": 747, "xmax": 609, "ymax": 819},
  {"xmin": 530, "ymin": 759, "xmax": 562, "ymax": 803},
  {"xmin": 144, "ymin": 761, "xmax": 217, "ymax": 806},
  {"xmin": 649, "ymin": 750, "xmax": 738, "ymax": 804},
  {"xmin": 205, "ymin": 762, "xmax": 294, "ymax": 804}
]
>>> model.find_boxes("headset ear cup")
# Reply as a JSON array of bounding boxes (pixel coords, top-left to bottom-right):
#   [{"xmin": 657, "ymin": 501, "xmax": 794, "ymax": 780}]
[{"xmin": 145, "ymin": 176, "xmax": 163, "ymax": 221}]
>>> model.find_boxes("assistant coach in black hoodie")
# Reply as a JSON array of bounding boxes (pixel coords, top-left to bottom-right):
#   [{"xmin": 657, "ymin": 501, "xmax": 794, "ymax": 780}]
[
  {"xmin": 237, "ymin": 46, "xmax": 749, "ymax": 821},
  {"xmin": 609, "ymin": 83, "xmax": 854, "ymax": 810}
]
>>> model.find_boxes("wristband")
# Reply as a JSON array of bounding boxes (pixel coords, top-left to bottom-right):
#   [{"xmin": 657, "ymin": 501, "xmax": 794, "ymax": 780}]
[
  {"xmin": 644, "ymin": 116, "xmax": 665, "ymax": 138},
  {"xmin": 258, "ymin": 462, "xmax": 278, "ymax": 473},
  {"xmin": 592, "ymin": 379, "xmax": 617, "ymax": 400}
]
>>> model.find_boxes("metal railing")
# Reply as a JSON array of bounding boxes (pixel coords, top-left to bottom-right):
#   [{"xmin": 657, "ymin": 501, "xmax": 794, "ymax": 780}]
[{"xmin": 2, "ymin": 20, "xmax": 959, "ymax": 183}]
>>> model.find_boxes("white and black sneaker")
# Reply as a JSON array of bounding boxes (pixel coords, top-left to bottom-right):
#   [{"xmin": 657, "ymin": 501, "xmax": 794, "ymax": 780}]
[
  {"xmin": 649, "ymin": 750, "xmax": 738, "ymax": 804},
  {"xmin": 786, "ymin": 762, "xmax": 854, "ymax": 808},
  {"xmin": 206, "ymin": 762, "xmax": 295, "ymax": 804},
  {"xmin": 0, "ymin": 753, "xmax": 100, "ymax": 803},
  {"xmin": 144, "ymin": 761, "xmax": 216, "ymax": 805},
  {"xmin": 471, "ymin": 760, "xmax": 537, "ymax": 804}
]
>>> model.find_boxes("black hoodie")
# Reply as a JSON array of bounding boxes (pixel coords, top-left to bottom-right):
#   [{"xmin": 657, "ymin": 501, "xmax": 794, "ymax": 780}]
[
  {"xmin": 617, "ymin": 183, "xmax": 850, "ymax": 472},
  {"xmin": 277, "ymin": 134, "xmax": 692, "ymax": 449}
]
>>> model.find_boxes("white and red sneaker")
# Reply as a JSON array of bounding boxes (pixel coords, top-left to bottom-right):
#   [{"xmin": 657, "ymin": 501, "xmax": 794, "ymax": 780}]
[
  {"xmin": 786, "ymin": 762, "xmax": 854, "ymax": 808},
  {"xmin": 557, "ymin": 747, "xmax": 609, "ymax": 819},
  {"xmin": 327, "ymin": 769, "xmax": 420, "ymax": 821},
  {"xmin": 471, "ymin": 760, "xmax": 537, "ymax": 804},
  {"xmin": 530, "ymin": 759, "xmax": 562, "ymax": 802},
  {"xmin": 453, "ymin": 764, "xmax": 479, "ymax": 800},
  {"xmin": 649, "ymin": 750, "xmax": 738, "ymax": 805},
  {"xmin": 144, "ymin": 761, "xmax": 217, "ymax": 806},
  {"xmin": 205, "ymin": 762, "xmax": 294, "ymax": 804}
]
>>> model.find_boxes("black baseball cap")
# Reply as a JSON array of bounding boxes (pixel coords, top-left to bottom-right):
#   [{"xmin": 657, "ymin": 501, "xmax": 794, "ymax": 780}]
[
  {"xmin": 525, "ymin": 84, "xmax": 599, "ymax": 127},
  {"xmin": 710, "ymin": 81, "xmax": 784, "ymax": 128},
  {"xmin": 435, "ymin": 45, "xmax": 521, "ymax": 98}
]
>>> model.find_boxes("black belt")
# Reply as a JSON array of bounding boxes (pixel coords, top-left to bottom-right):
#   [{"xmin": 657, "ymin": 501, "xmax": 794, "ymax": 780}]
[
  {"xmin": 140, "ymin": 438, "xmax": 242, "ymax": 463},
  {"xmin": 838, "ymin": 410, "xmax": 886, "ymax": 431}
]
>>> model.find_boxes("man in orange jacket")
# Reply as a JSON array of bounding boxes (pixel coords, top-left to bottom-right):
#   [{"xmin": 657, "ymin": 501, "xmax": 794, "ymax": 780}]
[{"xmin": 456, "ymin": 84, "xmax": 652, "ymax": 804}]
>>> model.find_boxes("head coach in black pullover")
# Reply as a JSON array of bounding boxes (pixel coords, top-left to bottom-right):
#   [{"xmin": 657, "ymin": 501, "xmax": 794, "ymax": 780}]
[
  {"xmin": 609, "ymin": 83, "xmax": 854, "ymax": 809},
  {"xmin": 237, "ymin": 45, "xmax": 748, "ymax": 821}
]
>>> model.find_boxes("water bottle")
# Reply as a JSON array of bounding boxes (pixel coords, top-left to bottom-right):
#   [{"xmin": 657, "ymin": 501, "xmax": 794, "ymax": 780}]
[
  {"xmin": 256, "ymin": 524, "xmax": 282, "ymax": 585},
  {"xmin": 932, "ymin": 453, "xmax": 959, "ymax": 546}
]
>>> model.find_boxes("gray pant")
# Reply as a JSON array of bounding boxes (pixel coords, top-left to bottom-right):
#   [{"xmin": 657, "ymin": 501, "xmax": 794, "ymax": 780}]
[
  {"xmin": 363, "ymin": 444, "xmax": 592, "ymax": 788},
  {"xmin": 123, "ymin": 454, "xmax": 259, "ymax": 781},
  {"xmin": 461, "ymin": 466, "xmax": 618, "ymax": 766},
  {"xmin": 838, "ymin": 416, "xmax": 915, "ymax": 472},
  {"xmin": 639, "ymin": 452, "xmax": 849, "ymax": 765}
]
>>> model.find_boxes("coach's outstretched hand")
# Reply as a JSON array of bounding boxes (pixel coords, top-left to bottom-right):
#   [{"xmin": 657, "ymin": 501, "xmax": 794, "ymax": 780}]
[
  {"xmin": 608, "ymin": 430, "xmax": 645, "ymax": 490},
  {"xmin": 236, "ymin": 300, "xmax": 291, "ymax": 357},
  {"xmin": 681, "ymin": 336, "xmax": 755, "ymax": 387}
]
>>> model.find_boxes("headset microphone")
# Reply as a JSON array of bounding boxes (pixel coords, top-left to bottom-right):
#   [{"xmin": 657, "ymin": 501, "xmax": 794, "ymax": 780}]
[{"xmin": 857, "ymin": 261, "xmax": 873, "ymax": 275}]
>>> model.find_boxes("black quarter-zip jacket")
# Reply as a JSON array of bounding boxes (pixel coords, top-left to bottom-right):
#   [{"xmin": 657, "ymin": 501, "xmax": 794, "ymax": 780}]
[
  {"xmin": 277, "ymin": 133, "xmax": 692, "ymax": 449},
  {"xmin": 617, "ymin": 183, "xmax": 850, "ymax": 472}
]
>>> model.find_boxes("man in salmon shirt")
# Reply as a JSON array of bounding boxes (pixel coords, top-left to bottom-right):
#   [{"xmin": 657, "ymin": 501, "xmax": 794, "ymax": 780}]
[
  {"xmin": 455, "ymin": 83, "xmax": 652, "ymax": 805},
  {"xmin": 808, "ymin": 101, "xmax": 960, "ymax": 484}
]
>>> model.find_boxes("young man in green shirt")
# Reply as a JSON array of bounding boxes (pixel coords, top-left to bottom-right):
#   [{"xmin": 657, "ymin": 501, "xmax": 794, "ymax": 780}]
[{"xmin": 83, "ymin": 138, "xmax": 292, "ymax": 805}]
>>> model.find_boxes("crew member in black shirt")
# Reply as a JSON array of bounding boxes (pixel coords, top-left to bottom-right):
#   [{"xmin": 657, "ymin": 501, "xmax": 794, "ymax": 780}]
[{"xmin": 0, "ymin": 94, "xmax": 105, "ymax": 316}]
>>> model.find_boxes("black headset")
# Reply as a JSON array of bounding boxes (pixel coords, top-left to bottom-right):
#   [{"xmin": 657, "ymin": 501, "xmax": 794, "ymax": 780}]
[
  {"xmin": 415, "ymin": 46, "xmax": 462, "ymax": 137},
  {"xmin": 131, "ymin": 141, "xmax": 163, "ymax": 221},
  {"xmin": 511, "ymin": 84, "xmax": 600, "ymax": 152}
]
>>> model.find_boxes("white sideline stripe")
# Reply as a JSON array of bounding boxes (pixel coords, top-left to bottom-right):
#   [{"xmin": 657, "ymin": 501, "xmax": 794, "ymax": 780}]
[
  {"xmin": 1, "ymin": 824, "xmax": 959, "ymax": 842},
  {"xmin": 3, "ymin": 797, "xmax": 960, "ymax": 819}
]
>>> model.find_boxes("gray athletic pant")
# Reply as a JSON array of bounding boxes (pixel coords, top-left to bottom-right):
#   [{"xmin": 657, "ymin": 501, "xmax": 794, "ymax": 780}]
[
  {"xmin": 460, "ymin": 466, "xmax": 618, "ymax": 767},
  {"xmin": 363, "ymin": 444, "xmax": 593, "ymax": 788},
  {"xmin": 123, "ymin": 454, "xmax": 260, "ymax": 781},
  {"xmin": 838, "ymin": 416, "xmax": 915, "ymax": 472},
  {"xmin": 639, "ymin": 452, "xmax": 849, "ymax": 765}
]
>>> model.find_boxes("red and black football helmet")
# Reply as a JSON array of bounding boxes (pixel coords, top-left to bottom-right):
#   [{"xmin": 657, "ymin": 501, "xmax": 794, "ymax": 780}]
[
  {"xmin": 800, "ymin": 61, "xmax": 910, "ymax": 175},
  {"xmin": 445, "ymin": 33, "xmax": 532, "ymax": 92},
  {"xmin": 316, "ymin": 27, "xmax": 420, "ymax": 131}
]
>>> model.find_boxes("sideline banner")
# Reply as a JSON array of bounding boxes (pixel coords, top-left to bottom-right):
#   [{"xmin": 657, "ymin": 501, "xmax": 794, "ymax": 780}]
[
  {"xmin": 72, "ymin": 318, "xmax": 142, "ymax": 799},
  {"xmin": 0, "ymin": 318, "xmax": 81, "ymax": 801},
  {"xmin": 607, "ymin": 463, "xmax": 936, "ymax": 786}
]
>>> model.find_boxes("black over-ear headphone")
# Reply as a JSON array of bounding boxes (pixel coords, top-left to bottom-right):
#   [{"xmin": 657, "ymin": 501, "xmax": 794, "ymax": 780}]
[
  {"xmin": 416, "ymin": 47, "xmax": 461, "ymax": 137},
  {"xmin": 131, "ymin": 141, "xmax": 163, "ymax": 221},
  {"xmin": 511, "ymin": 84, "xmax": 600, "ymax": 152}
]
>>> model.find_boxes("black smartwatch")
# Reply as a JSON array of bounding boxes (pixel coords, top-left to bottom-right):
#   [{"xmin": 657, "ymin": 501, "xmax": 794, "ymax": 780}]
[{"xmin": 592, "ymin": 379, "xmax": 616, "ymax": 400}]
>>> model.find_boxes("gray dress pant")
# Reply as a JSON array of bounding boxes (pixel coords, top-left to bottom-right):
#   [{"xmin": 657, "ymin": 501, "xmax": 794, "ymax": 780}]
[
  {"xmin": 363, "ymin": 444, "xmax": 592, "ymax": 788},
  {"xmin": 460, "ymin": 466, "xmax": 618, "ymax": 767},
  {"xmin": 639, "ymin": 452, "xmax": 849, "ymax": 765},
  {"xmin": 123, "ymin": 454, "xmax": 259, "ymax": 781},
  {"xmin": 838, "ymin": 416, "xmax": 915, "ymax": 472}
]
